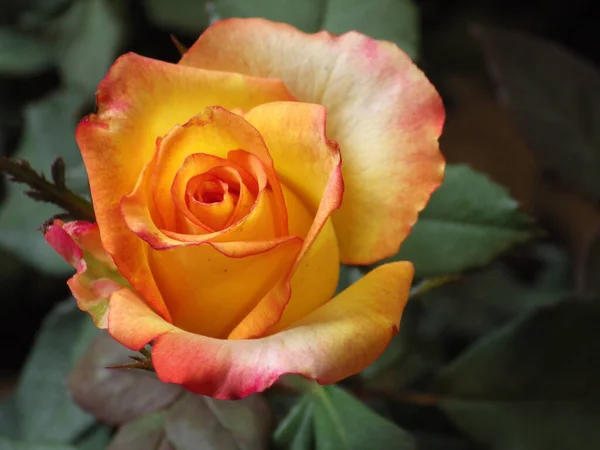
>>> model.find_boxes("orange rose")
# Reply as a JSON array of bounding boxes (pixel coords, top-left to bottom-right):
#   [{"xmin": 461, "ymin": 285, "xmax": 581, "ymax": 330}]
[{"xmin": 45, "ymin": 18, "xmax": 444, "ymax": 399}]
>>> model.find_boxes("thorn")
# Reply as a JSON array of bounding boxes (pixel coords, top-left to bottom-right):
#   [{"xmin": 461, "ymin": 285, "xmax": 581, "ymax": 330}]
[
  {"xmin": 51, "ymin": 157, "xmax": 67, "ymax": 189},
  {"xmin": 170, "ymin": 34, "xmax": 188, "ymax": 56},
  {"xmin": 106, "ymin": 359, "xmax": 154, "ymax": 372}
]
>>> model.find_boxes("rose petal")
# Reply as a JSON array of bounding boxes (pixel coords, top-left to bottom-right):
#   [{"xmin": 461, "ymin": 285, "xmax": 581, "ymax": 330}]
[
  {"xmin": 150, "ymin": 108, "xmax": 286, "ymax": 236},
  {"xmin": 228, "ymin": 102, "xmax": 343, "ymax": 339},
  {"xmin": 107, "ymin": 262, "xmax": 413, "ymax": 399},
  {"xmin": 44, "ymin": 220, "xmax": 126, "ymax": 328},
  {"xmin": 174, "ymin": 166, "xmax": 250, "ymax": 232},
  {"xmin": 266, "ymin": 217, "xmax": 339, "ymax": 334},
  {"xmin": 77, "ymin": 53, "xmax": 293, "ymax": 320},
  {"xmin": 44, "ymin": 219, "xmax": 84, "ymax": 269},
  {"xmin": 147, "ymin": 237, "xmax": 302, "ymax": 338},
  {"xmin": 181, "ymin": 18, "xmax": 445, "ymax": 264},
  {"xmin": 121, "ymin": 151, "xmax": 302, "ymax": 337},
  {"xmin": 108, "ymin": 288, "xmax": 175, "ymax": 349},
  {"xmin": 121, "ymin": 108, "xmax": 290, "ymax": 251},
  {"xmin": 122, "ymin": 153, "xmax": 297, "ymax": 256}
]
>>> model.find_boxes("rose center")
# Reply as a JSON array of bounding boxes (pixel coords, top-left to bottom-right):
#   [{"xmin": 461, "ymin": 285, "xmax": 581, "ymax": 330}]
[
  {"xmin": 181, "ymin": 168, "xmax": 248, "ymax": 232},
  {"xmin": 193, "ymin": 179, "xmax": 226, "ymax": 204}
]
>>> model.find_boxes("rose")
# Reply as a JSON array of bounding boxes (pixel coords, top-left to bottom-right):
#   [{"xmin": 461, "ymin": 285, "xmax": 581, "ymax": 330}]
[{"xmin": 45, "ymin": 18, "xmax": 444, "ymax": 399}]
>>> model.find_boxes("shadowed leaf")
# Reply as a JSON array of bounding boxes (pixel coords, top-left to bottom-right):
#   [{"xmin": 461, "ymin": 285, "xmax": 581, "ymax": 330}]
[
  {"xmin": 392, "ymin": 164, "xmax": 534, "ymax": 277},
  {"xmin": 15, "ymin": 300, "xmax": 99, "ymax": 443},
  {"xmin": 312, "ymin": 385, "xmax": 416, "ymax": 450},
  {"xmin": 273, "ymin": 394, "xmax": 314, "ymax": 450},
  {"xmin": 0, "ymin": 29, "xmax": 54, "ymax": 75},
  {"xmin": 474, "ymin": 25, "xmax": 600, "ymax": 201},
  {"xmin": 437, "ymin": 300, "xmax": 600, "ymax": 449},
  {"xmin": 144, "ymin": 0, "xmax": 209, "ymax": 35},
  {"xmin": 165, "ymin": 393, "xmax": 272, "ymax": 450},
  {"xmin": 68, "ymin": 333, "xmax": 182, "ymax": 426},
  {"xmin": 108, "ymin": 413, "xmax": 173, "ymax": 450}
]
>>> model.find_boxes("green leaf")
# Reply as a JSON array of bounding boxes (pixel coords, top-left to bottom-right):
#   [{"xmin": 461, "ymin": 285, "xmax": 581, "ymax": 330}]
[
  {"xmin": 392, "ymin": 164, "xmax": 534, "ymax": 278},
  {"xmin": 144, "ymin": 0, "xmax": 209, "ymax": 35},
  {"xmin": 15, "ymin": 299, "xmax": 100, "ymax": 443},
  {"xmin": 108, "ymin": 413, "xmax": 169, "ymax": 450},
  {"xmin": 0, "ymin": 88, "xmax": 88, "ymax": 274},
  {"xmin": 360, "ymin": 325, "xmax": 416, "ymax": 381},
  {"xmin": 335, "ymin": 265, "xmax": 363, "ymax": 295},
  {"xmin": 312, "ymin": 385, "xmax": 415, "ymax": 450},
  {"xmin": 320, "ymin": 0, "xmax": 419, "ymax": 59},
  {"xmin": 416, "ymin": 243, "xmax": 570, "ymax": 338},
  {"xmin": 474, "ymin": 26, "xmax": 600, "ymax": 201},
  {"xmin": 67, "ymin": 333, "xmax": 182, "ymax": 426},
  {"xmin": 0, "ymin": 397, "xmax": 20, "ymax": 439},
  {"xmin": 441, "ymin": 401, "xmax": 600, "ymax": 450},
  {"xmin": 0, "ymin": 438, "xmax": 76, "ymax": 450},
  {"xmin": 436, "ymin": 300, "xmax": 600, "ymax": 399},
  {"xmin": 215, "ymin": 0, "xmax": 419, "ymax": 58},
  {"xmin": 75, "ymin": 426, "xmax": 112, "ymax": 450},
  {"xmin": 215, "ymin": 0, "xmax": 322, "ymax": 32},
  {"xmin": 0, "ymin": 29, "xmax": 53, "ymax": 75},
  {"xmin": 165, "ymin": 393, "xmax": 272, "ymax": 450},
  {"xmin": 437, "ymin": 300, "xmax": 600, "ymax": 449},
  {"xmin": 273, "ymin": 394, "xmax": 314, "ymax": 450},
  {"xmin": 52, "ymin": 0, "xmax": 125, "ymax": 95},
  {"xmin": 18, "ymin": 0, "xmax": 74, "ymax": 26}
]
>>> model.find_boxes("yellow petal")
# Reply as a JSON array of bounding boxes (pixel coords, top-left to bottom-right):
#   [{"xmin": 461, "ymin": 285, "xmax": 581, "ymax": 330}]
[
  {"xmin": 106, "ymin": 262, "xmax": 414, "ymax": 399},
  {"xmin": 228, "ymin": 102, "xmax": 343, "ymax": 339},
  {"xmin": 181, "ymin": 19, "xmax": 445, "ymax": 264},
  {"xmin": 150, "ymin": 107, "xmax": 286, "ymax": 237},
  {"xmin": 148, "ymin": 237, "xmax": 301, "ymax": 338},
  {"xmin": 77, "ymin": 53, "xmax": 293, "ymax": 319}
]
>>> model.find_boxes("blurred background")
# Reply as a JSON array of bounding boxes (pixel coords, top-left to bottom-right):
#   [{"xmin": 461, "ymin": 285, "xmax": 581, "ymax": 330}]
[{"xmin": 1, "ymin": 0, "xmax": 600, "ymax": 449}]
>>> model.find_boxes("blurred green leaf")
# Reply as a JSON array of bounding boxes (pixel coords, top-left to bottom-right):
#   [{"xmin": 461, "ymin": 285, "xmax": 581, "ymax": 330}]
[
  {"xmin": 0, "ymin": 438, "xmax": 76, "ymax": 450},
  {"xmin": 18, "ymin": 0, "xmax": 75, "ymax": 26},
  {"xmin": 312, "ymin": 385, "xmax": 415, "ymax": 450},
  {"xmin": 0, "ymin": 29, "xmax": 53, "ymax": 75},
  {"xmin": 15, "ymin": 299, "xmax": 100, "ymax": 443},
  {"xmin": 474, "ymin": 26, "xmax": 600, "ymax": 201},
  {"xmin": 216, "ymin": 0, "xmax": 419, "ymax": 58},
  {"xmin": 108, "ymin": 413, "xmax": 169, "ymax": 450},
  {"xmin": 392, "ymin": 164, "xmax": 534, "ymax": 278},
  {"xmin": 417, "ymin": 243, "xmax": 570, "ymax": 339},
  {"xmin": 274, "ymin": 394, "xmax": 314, "ymax": 450},
  {"xmin": 0, "ymin": 397, "xmax": 20, "ymax": 439},
  {"xmin": 436, "ymin": 300, "xmax": 600, "ymax": 399},
  {"xmin": 335, "ymin": 265, "xmax": 363, "ymax": 295},
  {"xmin": 275, "ymin": 384, "xmax": 415, "ymax": 449},
  {"xmin": 144, "ymin": 0, "xmax": 209, "ymax": 35},
  {"xmin": 108, "ymin": 392, "xmax": 270, "ymax": 450},
  {"xmin": 437, "ymin": 300, "xmax": 600, "ymax": 449},
  {"xmin": 75, "ymin": 426, "xmax": 112, "ymax": 450},
  {"xmin": 320, "ymin": 0, "xmax": 419, "ymax": 59},
  {"xmin": 52, "ymin": 0, "xmax": 125, "ymax": 95},
  {"xmin": 441, "ymin": 401, "xmax": 600, "ymax": 450},
  {"xmin": 164, "ymin": 393, "xmax": 271, "ymax": 450},
  {"xmin": 216, "ymin": 0, "xmax": 322, "ymax": 32},
  {"xmin": 0, "ymin": 88, "xmax": 88, "ymax": 274},
  {"xmin": 360, "ymin": 324, "xmax": 427, "ymax": 382}
]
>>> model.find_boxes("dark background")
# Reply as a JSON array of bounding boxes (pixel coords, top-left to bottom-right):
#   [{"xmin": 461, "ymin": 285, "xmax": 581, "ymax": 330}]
[{"xmin": 1, "ymin": 0, "xmax": 600, "ymax": 448}]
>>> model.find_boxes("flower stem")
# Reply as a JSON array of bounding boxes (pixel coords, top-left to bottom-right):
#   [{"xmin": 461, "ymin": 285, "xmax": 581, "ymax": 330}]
[{"xmin": 0, "ymin": 156, "xmax": 95, "ymax": 222}]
